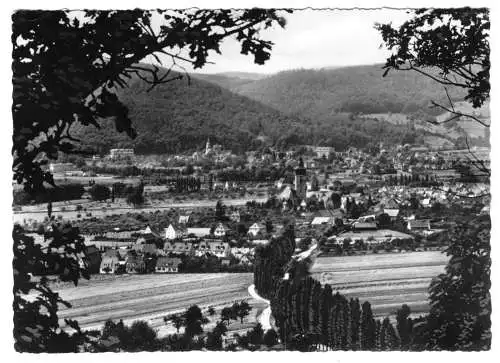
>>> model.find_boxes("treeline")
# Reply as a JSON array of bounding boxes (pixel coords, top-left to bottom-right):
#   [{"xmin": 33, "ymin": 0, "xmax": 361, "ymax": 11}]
[
  {"xmin": 85, "ymin": 165, "xmax": 181, "ymax": 178},
  {"xmin": 13, "ymin": 183, "xmax": 84, "ymax": 205},
  {"xmin": 253, "ymin": 227, "xmax": 296, "ymax": 299},
  {"xmin": 255, "ymin": 242, "xmax": 420, "ymax": 351},
  {"xmin": 384, "ymin": 173, "xmax": 441, "ymax": 187},
  {"xmin": 49, "ymin": 301, "xmax": 272, "ymax": 352},
  {"xmin": 216, "ymin": 166, "xmax": 285, "ymax": 182}
]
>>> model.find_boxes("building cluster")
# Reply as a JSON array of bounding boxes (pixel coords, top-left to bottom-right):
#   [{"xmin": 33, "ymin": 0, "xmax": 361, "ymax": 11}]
[{"xmin": 76, "ymin": 221, "xmax": 263, "ymax": 274}]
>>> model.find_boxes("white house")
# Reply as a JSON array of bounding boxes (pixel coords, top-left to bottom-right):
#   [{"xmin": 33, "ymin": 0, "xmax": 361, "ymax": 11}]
[
  {"xmin": 214, "ymin": 223, "xmax": 229, "ymax": 237},
  {"xmin": 165, "ymin": 224, "xmax": 182, "ymax": 240},
  {"xmin": 99, "ymin": 256, "xmax": 120, "ymax": 274},
  {"xmin": 384, "ymin": 208, "xmax": 400, "ymax": 218},
  {"xmin": 248, "ymin": 223, "xmax": 266, "ymax": 237},
  {"xmin": 178, "ymin": 215, "xmax": 190, "ymax": 224}
]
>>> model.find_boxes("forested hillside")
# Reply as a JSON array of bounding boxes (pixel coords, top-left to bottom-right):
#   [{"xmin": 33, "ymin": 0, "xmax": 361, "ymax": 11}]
[
  {"xmin": 231, "ymin": 64, "xmax": 465, "ymax": 120},
  {"xmin": 73, "ymin": 68, "xmax": 307, "ymax": 155},
  {"xmin": 73, "ymin": 65, "xmax": 429, "ymax": 155},
  {"xmin": 192, "ymin": 72, "xmax": 268, "ymax": 89}
]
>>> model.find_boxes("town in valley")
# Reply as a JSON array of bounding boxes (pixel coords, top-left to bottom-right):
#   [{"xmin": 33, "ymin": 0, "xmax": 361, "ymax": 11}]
[{"xmin": 12, "ymin": 7, "xmax": 491, "ymax": 353}]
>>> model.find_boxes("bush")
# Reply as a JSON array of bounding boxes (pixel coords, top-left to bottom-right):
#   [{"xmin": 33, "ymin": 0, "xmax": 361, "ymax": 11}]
[
  {"xmin": 89, "ymin": 185, "xmax": 109, "ymax": 201},
  {"xmin": 263, "ymin": 329, "xmax": 279, "ymax": 347}
]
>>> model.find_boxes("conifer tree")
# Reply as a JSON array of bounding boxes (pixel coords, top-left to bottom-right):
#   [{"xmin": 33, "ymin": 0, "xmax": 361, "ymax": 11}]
[
  {"xmin": 349, "ymin": 298, "xmax": 361, "ymax": 349},
  {"xmin": 396, "ymin": 304, "xmax": 413, "ymax": 350},
  {"xmin": 359, "ymin": 301, "xmax": 376, "ymax": 350}
]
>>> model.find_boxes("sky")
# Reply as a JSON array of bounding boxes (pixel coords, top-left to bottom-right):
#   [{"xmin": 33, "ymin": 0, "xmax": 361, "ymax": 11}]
[{"xmin": 172, "ymin": 9, "xmax": 413, "ymax": 74}]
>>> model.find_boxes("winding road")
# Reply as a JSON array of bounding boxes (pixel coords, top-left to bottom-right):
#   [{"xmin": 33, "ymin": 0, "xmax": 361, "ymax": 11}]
[{"xmin": 248, "ymin": 284, "xmax": 271, "ymax": 330}]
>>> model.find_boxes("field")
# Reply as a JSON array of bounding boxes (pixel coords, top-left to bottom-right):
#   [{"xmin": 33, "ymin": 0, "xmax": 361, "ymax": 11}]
[
  {"xmin": 310, "ymin": 251, "xmax": 449, "ymax": 319},
  {"xmin": 13, "ymin": 196, "xmax": 268, "ymax": 225},
  {"xmin": 54, "ymin": 252, "xmax": 448, "ymax": 337},
  {"xmin": 55, "ymin": 273, "xmax": 258, "ymax": 337}
]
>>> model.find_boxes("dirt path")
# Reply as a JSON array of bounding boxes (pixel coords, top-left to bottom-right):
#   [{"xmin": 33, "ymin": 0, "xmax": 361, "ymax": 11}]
[{"xmin": 248, "ymin": 284, "xmax": 271, "ymax": 330}]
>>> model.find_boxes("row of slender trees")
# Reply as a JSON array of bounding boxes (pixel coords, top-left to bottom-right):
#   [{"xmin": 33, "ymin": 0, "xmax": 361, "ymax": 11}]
[
  {"xmin": 253, "ymin": 215, "xmax": 491, "ymax": 351},
  {"xmin": 253, "ymin": 232, "xmax": 411, "ymax": 351},
  {"xmin": 270, "ymin": 276, "xmax": 416, "ymax": 351}
]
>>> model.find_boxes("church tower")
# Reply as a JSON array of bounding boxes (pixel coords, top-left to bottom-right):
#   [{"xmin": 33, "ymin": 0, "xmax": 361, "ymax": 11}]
[
  {"xmin": 205, "ymin": 138, "xmax": 211, "ymax": 155},
  {"xmin": 294, "ymin": 158, "xmax": 307, "ymax": 200}
]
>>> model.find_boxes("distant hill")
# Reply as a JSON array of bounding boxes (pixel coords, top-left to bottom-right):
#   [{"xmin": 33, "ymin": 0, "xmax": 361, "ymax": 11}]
[
  {"xmin": 230, "ymin": 64, "xmax": 466, "ymax": 120},
  {"xmin": 73, "ymin": 67, "xmax": 306, "ymax": 155},
  {"xmin": 73, "ymin": 64, "xmax": 488, "ymax": 155},
  {"xmin": 191, "ymin": 71, "xmax": 268, "ymax": 90},
  {"xmin": 192, "ymin": 64, "xmax": 486, "ymax": 148}
]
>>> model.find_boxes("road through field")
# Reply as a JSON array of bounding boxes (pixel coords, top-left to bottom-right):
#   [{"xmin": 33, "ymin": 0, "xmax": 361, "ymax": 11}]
[
  {"xmin": 310, "ymin": 251, "xmax": 449, "ymax": 318},
  {"xmin": 55, "ymin": 273, "xmax": 254, "ymax": 334}
]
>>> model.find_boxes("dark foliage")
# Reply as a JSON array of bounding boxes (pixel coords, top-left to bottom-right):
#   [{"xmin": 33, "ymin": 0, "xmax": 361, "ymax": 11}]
[
  {"xmin": 89, "ymin": 184, "xmax": 110, "ymax": 201},
  {"xmin": 13, "ymin": 224, "xmax": 89, "ymax": 352},
  {"xmin": 12, "ymin": 8, "xmax": 287, "ymax": 352},
  {"xmin": 13, "ymin": 183, "xmax": 85, "ymax": 205},
  {"xmin": 426, "ymin": 215, "xmax": 491, "ymax": 350},
  {"xmin": 377, "ymin": 8, "xmax": 489, "ymax": 110}
]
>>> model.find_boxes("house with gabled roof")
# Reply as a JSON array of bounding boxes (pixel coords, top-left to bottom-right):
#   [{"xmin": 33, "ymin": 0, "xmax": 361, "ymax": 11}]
[
  {"xmin": 165, "ymin": 224, "xmax": 185, "ymax": 240},
  {"xmin": 407, "ymin": 219, "xmax": 431, "ymax": 232},
  {"xmin": 195, "ymin": 241, "xmax": 230, "ymax": 258},
  {"xmin": 79, "ymin": 245, "xmax": 102, "ymax": 274},
  {"xmin": 214, "ymin": 223, "xmax": 229, "ymax": 237},
  {"xmin": 248, "ymin": 222, "xmax": 266, "ymax": 237},
  {"xmin": 178, "ymin": 214, "xmax": 190, "ymax": 224},
  {"xmin": 133, "ymin": 243, "xmax": 157, "ymax": 255},
  {"xmin": 164, "ymin": 241, "xmax": 194, "ymax": 256},
  {"xmin": 125, "ymin": 255, "xmax": 145, "ymax": 274},
  {"xmin": 155, "ymin": 257, "xmax": 181, "ymax": 273},
  {"xmin": 100, "ymin": 256, "xmax": 120, "ymax": 274}
]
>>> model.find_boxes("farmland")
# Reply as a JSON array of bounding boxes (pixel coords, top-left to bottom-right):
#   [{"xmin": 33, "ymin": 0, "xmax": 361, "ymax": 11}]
[
  {"xmin": 310, "ymin": 251, "xmax": 449, "ymax": 318},
  {"xmin": 55, "ymin": 273, "xmax": 257, "ymax": 337},
  {"xmin": 13, "ymin": 195, "xmax": 268, "ymax": 225}
]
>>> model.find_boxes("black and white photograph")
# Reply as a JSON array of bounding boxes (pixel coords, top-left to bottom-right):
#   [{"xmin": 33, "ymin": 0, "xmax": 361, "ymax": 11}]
[{"xmin": 6, "ymin": 0, "xmax": 496, "ymax": 355}]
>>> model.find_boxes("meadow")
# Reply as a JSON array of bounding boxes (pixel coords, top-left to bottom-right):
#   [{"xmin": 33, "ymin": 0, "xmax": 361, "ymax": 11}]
[
  {"xmin": 310, "ymin": 251, "xmax": 449, "ymax": 318},
  {"xmin": 55, "ymin": 273, "xmax": 257, "ymax": 336}
]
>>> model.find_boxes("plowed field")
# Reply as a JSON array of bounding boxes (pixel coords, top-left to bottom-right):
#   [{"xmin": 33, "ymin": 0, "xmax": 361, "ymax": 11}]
[{"xmin": 310, "ymin": 251, "xmax": 448, "ymax": 318}]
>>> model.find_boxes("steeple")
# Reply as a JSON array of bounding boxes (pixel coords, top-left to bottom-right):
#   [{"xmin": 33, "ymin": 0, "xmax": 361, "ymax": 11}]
[
  {"xmin": 205, "ymin": 138, "xmax": 211, "ymax": 155},
  {"xmin": 295, "ymin": 157, "xmax": 306, "ymax": 176},
  {"xmin": 294, "ymin": 157, "xmax": 307, "ymax": 199}
]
